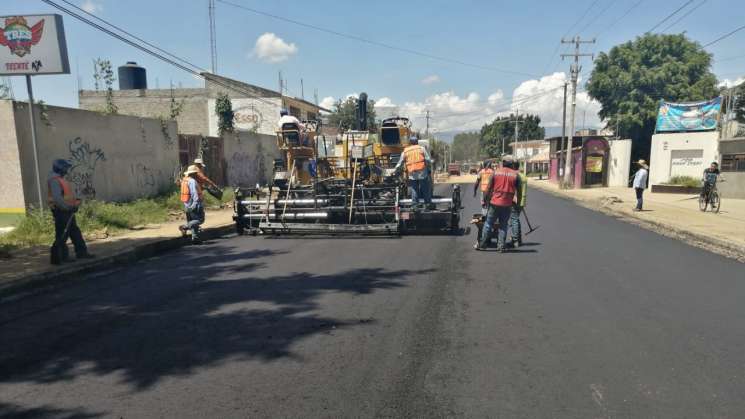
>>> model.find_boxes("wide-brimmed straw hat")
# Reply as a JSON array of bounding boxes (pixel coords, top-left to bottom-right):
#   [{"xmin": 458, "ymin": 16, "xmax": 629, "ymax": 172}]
[{"xmin": 184, "ymin": 165, "xmax": 200, "ymax": 175}]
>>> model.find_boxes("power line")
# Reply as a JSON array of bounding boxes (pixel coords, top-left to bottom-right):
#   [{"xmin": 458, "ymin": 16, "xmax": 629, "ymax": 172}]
[
  {"xmin": 216, "ymin": 0, "xmax": 537, "ymax": 78},
  {"xmin": 661, "ymin": 0, "xmax": 707, "ymax": 33},
  {"xmin": 543, "ymin": 0, "xmax": 601, "ymax": 75},
  {"xmin": 40, "ymin": 0, "xmax": 279, "ymax": 107},
  {"xmin": 647, "ymin": 0, "xmax": 694, "ymax": 33},
  {"xmin": 703, "ymin": 23, "xmax": 745, "ymax": 48},
  {"xmin": 577, "ymin": 0, "xmax": 616, "ymax": 36},
  {"xmin": 594, "ymin": 0, "xmax": 645, "ymax": 38},
  {"xmin": 55, "ymin": 0, "xmax": 206, "ymax": 73}
]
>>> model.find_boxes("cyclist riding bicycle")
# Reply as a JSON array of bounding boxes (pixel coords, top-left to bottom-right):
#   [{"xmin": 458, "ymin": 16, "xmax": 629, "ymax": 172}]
[{"xmin": 701, "ymin": 162, "xmax": 724, "ymax": 202}]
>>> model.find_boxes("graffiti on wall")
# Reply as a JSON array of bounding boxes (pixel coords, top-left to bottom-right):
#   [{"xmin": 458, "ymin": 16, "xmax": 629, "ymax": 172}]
[
  {"xmin": 227, "ymin": 150, "xmax": 268, "ymax": 187},
  {"xmin": 67, "ymin": 137, "xmax": 106, "ymax": 199},
  {"xmin": 131, "ymin": 163, "xmax": 156, "ymax": 190}
]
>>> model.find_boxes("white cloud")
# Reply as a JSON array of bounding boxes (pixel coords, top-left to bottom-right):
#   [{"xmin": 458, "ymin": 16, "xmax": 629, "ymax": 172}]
[
  {"xmin": 375, "ymin": 97, "xmax": 396, "ymax": 107},
  {"xmin": 719, "ymin": 76, "xmax": 745, "ymax": 88},
  {"xmin": 421, "ymin": 75, "xmax": 440, "ymax": 85},
  {"xmin": 81, "ymin": 0, "xmax": 103, "ymax": 13},
  {"xmin": 319, "ymin": 96, "xmax": 336, "ymax": 110},
  {"xmin": 252, "ymin": 33, "xmax": 298, "ymax": 63}
]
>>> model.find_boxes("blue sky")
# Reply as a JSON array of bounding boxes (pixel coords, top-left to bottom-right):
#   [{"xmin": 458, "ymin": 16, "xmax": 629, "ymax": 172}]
[{"xmin": 2, "ymin": 0, "xmax": 744, "ymax": 133}]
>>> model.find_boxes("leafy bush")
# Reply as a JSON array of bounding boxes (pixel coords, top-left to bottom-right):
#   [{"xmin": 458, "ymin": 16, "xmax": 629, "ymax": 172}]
[{"xmin": 666, "ymin": 176, "xmax": 701, "ymax": 188}]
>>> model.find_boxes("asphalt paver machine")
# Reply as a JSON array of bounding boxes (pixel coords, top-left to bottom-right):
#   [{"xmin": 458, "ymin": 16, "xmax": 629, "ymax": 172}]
[{"xmin": 233, "ymin": 94, "xmax": 461, "ymax": 235}]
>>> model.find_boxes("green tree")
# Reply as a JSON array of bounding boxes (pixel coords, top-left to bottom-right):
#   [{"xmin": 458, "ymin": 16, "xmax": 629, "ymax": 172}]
[
  {"xmin": 479, "ymin": 113, "xmax": 544, "ymax": 158},
  {"xmin": 451, "ymin": 131, "xmax": 482, "ymax": 162},
  {"xmin": 215, "ymin": 93, "xmax": 235, "ymax": 136},
  {"xmin": 327, "ymin": 97, "xmax": 377, "ymax": 131},
  {"xmin": 587, "ymin": 33, "xmax": 718, "ymax": 161}
]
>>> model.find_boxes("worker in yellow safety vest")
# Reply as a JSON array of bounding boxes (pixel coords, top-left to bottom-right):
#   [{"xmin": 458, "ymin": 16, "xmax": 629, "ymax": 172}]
[
  {"xmin": 178, "ymin": 165, "xmax": 205, "ymax": 244},
  {"xmin": 394, "ymin": 136, "xmax": 432, "ymax": 206},
  {"xmin": 48, "ymin": 159, "xmax": 94, "ymax": 265}
]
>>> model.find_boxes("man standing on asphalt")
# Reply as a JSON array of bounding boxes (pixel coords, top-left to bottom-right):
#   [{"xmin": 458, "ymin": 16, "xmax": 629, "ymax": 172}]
[
  {"xmin": 179, "ymin": 165, "xmax": 205, "ymax": 244},
  {"xmin": 473, "ymin": 159, "xmax": 494, "ymax": 213},
  {"xmin": 510, "ymin": 160, "xmax": 527, "ymax": 247},
  {"xmin": 395, "ymin": 136, "xmax": 433, "ymax": 207},
  {"xmin": 476, "ymin": 155, "xmax": 522, "ymax": 252},
  {"xmin": 632, "ymin": 159, "xmax": 649, "ymax": 211},
  {"xmin": 48, "ymin": 159, "xmax": 95, "ymax": 264}
]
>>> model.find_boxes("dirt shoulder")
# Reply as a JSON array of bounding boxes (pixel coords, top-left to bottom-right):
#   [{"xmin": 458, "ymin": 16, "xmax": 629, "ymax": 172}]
[{"xmin": 531, "ymin": 180, "xmax": 745, "ymax": 263}]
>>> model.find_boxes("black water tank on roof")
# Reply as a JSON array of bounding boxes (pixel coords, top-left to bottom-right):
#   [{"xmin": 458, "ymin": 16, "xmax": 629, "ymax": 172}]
[{"xmin": 118, "ymin": 61, "xmax": 147, "ymax": 90}]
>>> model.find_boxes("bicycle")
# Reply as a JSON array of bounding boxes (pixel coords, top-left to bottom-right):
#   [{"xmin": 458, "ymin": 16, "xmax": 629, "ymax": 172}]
[{"xmin": 699, "ymin": 183, "xmax": 721, "ymax": 213}]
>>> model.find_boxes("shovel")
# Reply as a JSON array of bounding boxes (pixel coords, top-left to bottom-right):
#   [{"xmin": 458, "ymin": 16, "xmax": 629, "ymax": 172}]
[{"xmin": 522, "ymin": 208, "xmax": 540, "ymax": 236}]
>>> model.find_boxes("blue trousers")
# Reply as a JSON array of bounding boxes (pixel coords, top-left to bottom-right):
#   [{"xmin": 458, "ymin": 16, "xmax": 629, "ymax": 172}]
[
  {"xmin": 510, "ymin": 205, "xmax": 522, "ymax": 242},
  {"xmin": 408, "ymin": 178, "xmax": 432, "ymax": 204},
  {"xmin": 480, "ymin": 204, "xmax": 512, "ymax": 248},
  {"xmin": 182, "ymin": 204, "xmax": 205, "ymax": 240}
]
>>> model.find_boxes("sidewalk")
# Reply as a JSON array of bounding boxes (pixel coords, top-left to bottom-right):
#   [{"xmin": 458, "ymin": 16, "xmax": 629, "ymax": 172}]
[
  {"xmin": 531, "ymin": 180, "xmax": 745, "ymax": 261},
  {"xmin": 0, "ymin": 209, "xmax": 236, "ymax": 299}
]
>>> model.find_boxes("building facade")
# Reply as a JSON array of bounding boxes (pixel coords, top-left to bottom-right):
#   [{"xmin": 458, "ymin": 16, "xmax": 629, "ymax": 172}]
[{"xmin": 79, "ymin": 72, "xmax": 328, "ymax": 137}]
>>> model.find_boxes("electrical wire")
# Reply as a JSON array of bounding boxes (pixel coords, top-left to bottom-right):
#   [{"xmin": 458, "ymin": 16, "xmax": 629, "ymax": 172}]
[
  {"xmin": 216, "ymin": 0, "xmax": 537, "ymax": 78},
  {"xmin": 542, "ymin": 0, "xmax": 601, "ymax": 75},
  {"xmin": 594, "ymin": 0, "xmax": 645, "ymax": 38},
  {"xmin": 661, "ymin": 0, "xmax": 707, "ymax": 33},
  {"xmin": 703, "ymin": 23, "xmax": 745, "ymax": 48},
  {"xmin": 647, "ymin": 0, "xmax": 694, "ymax": 33},
  {"xmin": 577, "ymin": 0, "xmax": 616, "ymax": 36},
  {"xmin": 40, "ymin": 0, "xmax": 279, "ymax": 107}
]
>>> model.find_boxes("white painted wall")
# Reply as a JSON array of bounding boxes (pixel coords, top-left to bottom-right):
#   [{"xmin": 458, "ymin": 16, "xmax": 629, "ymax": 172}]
[
  {"xmin": 207, "ymin": 97, "xmax": 282, "ymax": 137},
  {"xmin": 649, "ymin": 131, "xmax": 719, "ymax": 185},
  {"xmin": 608, "ymin": 139, "xmax": 632, "ymax": 187}
]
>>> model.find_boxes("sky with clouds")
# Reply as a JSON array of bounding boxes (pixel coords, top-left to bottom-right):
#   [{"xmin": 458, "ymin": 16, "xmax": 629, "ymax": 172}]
[{"xmin": 2, "ymin": 0, "xmax": 744, "ymax": 136}]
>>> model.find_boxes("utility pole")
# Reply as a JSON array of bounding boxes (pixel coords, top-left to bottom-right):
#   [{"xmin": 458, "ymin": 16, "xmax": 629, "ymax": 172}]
[
  {"xmin": 425, "ymin": 110, "xmax": 431, "ymax": 138},
  {"xmin": 560, "ymin": 82, "xmax": 568, "ymax": 182},
  {"xmin": 300, "ymin": 78, "xmax": 304, "ymax": 100},
  {"xmin": 208, "ymin": 0, "xmax": 218, "ymax": 74},
  {"xmin": 561, "ymin": 35, "xmax": 595, "ymax": 187},
  {"xmin": 278, "ymin": 71, "xmax": 283, "ymax": 94}
]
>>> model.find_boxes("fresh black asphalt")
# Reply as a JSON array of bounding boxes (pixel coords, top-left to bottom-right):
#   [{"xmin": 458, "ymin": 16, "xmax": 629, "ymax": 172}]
[{"xmin": 1, "ymin": 185, "xmax": 744, "ymax": 418}]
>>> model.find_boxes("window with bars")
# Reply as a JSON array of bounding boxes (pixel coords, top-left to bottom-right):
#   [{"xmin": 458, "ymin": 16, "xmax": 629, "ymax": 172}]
[{"xmin": 721, "ymin": 154, "xmax": 745, "ymax": 172}]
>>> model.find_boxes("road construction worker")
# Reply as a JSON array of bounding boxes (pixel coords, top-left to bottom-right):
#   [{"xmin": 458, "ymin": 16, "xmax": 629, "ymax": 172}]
[
  {"xmin": 473, "ymin": 159, "xmax": 494, "ymax": 213},
  {"xmin": 510, "ymin": 160, "xmax": 527, "ymax": 247},
  {"xmin": 193, "ymin": 158, "xmax": 219, "ymax": 190},
  {"xmin": 394, "ymin": 136, "xmax": 433, "ymax": 207},
  {"xmin": 278, "ymin": 109, "xmax": 307, "ymax": 145},
  {"xmin": 179, "ymin": 165, "xmax": 205, "ymax": 244},
  {"xmin": 475, "ymin": 155, "xmax": 522, "ymax": 252},
  {"xmin": 48, "ymin": 159, "xmax": 94, "ymax": 264}
]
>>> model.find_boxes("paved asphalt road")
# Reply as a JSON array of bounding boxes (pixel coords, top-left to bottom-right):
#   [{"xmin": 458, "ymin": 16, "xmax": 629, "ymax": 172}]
[{"xmin": 2, "ymin": 185, "xmax": 745, "ymax": 418}]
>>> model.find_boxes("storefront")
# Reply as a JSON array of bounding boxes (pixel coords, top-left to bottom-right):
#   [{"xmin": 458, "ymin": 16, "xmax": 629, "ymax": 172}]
[{"xmin": 549, "ymin": 136, "xmax": 612, "ymax": 188}]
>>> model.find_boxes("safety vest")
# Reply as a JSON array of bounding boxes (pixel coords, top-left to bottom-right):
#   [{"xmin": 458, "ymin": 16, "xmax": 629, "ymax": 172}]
[
  {"xmin": 489, "ymin": 167, "xmax": 519, "ymax": 207},
  {"xmin": 180, "ymin": 176, "xmax": 203, "ymax": 203},
  {"xmin": 478, "ymin": 168, "xmax": 494, "ymax": 193},
  {"xmin": 47, "ymin": 176, "xmax": 76, "ymax": 209},
  {"xmin": 403, "ymin": 145, "xmax": 426, "ymax": 173}
]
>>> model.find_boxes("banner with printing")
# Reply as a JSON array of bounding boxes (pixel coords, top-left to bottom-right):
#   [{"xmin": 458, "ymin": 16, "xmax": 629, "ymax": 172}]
[{"xmin": 655, "ymin": 97, "xmax": 721, "ymax": 133}]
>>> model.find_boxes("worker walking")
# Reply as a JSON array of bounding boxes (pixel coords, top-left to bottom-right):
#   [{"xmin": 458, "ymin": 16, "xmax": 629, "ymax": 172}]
[
  {"xmin": 510, "ymin": 160, "xmax": 527, "ymax": 247},
  {"xmin": 48, "ymin": 159, "xmax": 94, "ymax": 265},
  {"xmin": 475, "ymin": 156, "xmax": 522, "ymax": 252},
  {"xmin": 179, "ymin": 165, "xmax": 205, "ymax": 244},
  {"xmin": 395, "ymin": 136, "xmax": 432, "ymax": 207},
  {"xmin": 473, "ymin": 159, "xmax": 494, "ymax": 214}
]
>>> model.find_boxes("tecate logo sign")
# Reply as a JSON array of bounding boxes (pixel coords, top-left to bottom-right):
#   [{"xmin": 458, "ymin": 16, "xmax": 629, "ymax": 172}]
[{"xmin": 0, "ymin": 14, "xmax": 69, "ymax": 76}]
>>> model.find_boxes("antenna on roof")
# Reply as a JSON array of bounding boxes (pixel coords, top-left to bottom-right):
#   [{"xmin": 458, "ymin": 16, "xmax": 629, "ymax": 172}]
[{"xmin": 208, "ymin": 0, "xmax": 218, "ymax": 74}]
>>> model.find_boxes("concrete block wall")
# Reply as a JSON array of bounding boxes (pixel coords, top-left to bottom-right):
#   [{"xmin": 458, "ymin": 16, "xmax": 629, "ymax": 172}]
[
  {"xmin": 207, "ymin": 97, "xmax": 282, "ymax": 137},
  {"xmin": 11, "ymin": 101, "xmax": 180, "ymax": 208},
  {"xmin": 79, "ymin": 88, "xmax": 210, "ymax": 135},
  {"xmin": 649, "ymin": 131, "xmax": 719, "ymax": 186},
  {"xmin": 608, "ymin": 139, "xmax": 632, "ymax": 187},
  {"xmin": 0, "ymin": 100, "xmax": 26, "ymax": 212},
  {"xmin": 222, "ymin": 131, "xmax": 281, "ymax": 187}
]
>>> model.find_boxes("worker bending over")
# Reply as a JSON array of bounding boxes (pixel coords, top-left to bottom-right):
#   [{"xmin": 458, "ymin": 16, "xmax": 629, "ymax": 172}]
[
  {"xmin": 179, "ymin": 165, "xmax": 205, "ymax": 244},
  {"xmin": 510, "ymin": 160, "xmax": 527, "ymax": 247},
  {"xmin": 395, "ymin": 136, "xmax": 433, "ymax": 207},
  {"xmin": 277, "ymin": 109, "xmax": 307, "ymax": 145},
  {"xmin": 475, "ymin": 155, "xmax": 522, "ymax": 252},
  {"xmin": 48, "ymin": 159, "xmax": 94, "ymax": 264}
]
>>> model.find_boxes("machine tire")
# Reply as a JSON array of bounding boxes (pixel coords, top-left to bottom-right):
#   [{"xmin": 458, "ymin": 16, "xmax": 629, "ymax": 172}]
[{"xmin": 236, "ymin": 223, "xmax": 246, "ymax": 236}]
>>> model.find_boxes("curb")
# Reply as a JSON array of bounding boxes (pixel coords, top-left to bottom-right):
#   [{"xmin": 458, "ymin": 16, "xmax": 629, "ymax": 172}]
[
  {"xmin": 532, "ymin": 182, "xmax": 745, "ymax": 263},
  {"xmin": 0, "ymin": 223, "xmax": 236, "ymax": 303}
]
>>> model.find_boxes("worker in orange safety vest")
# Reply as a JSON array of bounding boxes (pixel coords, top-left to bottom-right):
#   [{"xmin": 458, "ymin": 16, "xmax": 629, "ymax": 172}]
[
  {"xmin": 48, "ymin": 159, "xmax": 94, "ymax": 265},
  {"xmin": 394, "ymin": 136, "xmax": 432, "ymax": 207},
  {"xmin": 178, "ymin": 165, "xmax": 205, "ymax": 244},
  {"xmin": 475, "ymin": 155, "xmax": 522, "ymax": 252},
  {"xmin": 473, "ymin": 159, "xmax": 494, "ymax": 213}
]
